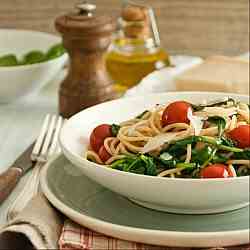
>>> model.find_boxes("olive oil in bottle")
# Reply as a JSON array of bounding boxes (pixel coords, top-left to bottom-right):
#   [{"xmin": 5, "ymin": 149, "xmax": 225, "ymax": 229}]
[{"xmin": 106, "ymin": 4, "xmax": 170, "ymax": 93}]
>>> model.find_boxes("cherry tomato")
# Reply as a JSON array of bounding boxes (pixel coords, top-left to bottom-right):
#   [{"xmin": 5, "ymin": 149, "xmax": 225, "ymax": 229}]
[
  {"xmin": 98, "ymin": 145, "xmax": 111, "ymax": 162},
  {"xmin": 90, "ymin": 124, "xmax": 112, "ymax": 152},
  {"xmin": 162, "ymin": 101, "xmax": 191, "ymax": 127},
  {"xmin": 200, "ymin": 164, "xmax": 233, "ymax": 178},
  {"xmin": 228, "ymin": 125, "xmax": 250, "ymax": 148}
]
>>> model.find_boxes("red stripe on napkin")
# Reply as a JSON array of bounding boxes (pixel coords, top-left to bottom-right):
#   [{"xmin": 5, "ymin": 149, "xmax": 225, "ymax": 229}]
[
  {"xmin": 59, "ymin": 220, "xmax": 140, "ymax": 250},
  {"xmin": 59, "ymin": 219, "xmax": 250, "ymax": 250}
]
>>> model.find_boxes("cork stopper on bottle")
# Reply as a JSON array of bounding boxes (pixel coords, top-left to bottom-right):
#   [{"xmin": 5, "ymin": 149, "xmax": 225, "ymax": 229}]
[{"xmin": 121, "ymin": 4, "xmax": 150, "ymax": 39}]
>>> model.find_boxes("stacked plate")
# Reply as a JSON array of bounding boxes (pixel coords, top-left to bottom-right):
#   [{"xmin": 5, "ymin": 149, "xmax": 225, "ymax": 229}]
[
  {"xmin": 41, "ymin": 155, "xmax": 249, "ymax": 247},
  {"xmin": 42, "ymin": 92, "xmax": 249, "ymax": 247}
]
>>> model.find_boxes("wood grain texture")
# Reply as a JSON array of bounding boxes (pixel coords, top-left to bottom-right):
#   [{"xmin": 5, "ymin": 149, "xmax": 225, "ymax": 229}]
[
  {"xmin": 56, "ymin": 12, "xmax": 117, "ymax": 118},
  {"xmin": 0, "ymin": 168, "xmax": 22, "ymax": 204},
  {"xmin": 0, "ymin": 0, "xmax": 249, "ymax": 57}
]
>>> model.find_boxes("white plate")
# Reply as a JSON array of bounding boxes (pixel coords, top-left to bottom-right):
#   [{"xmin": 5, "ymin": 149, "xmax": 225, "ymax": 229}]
[
  {"xmin": 59, "ymin": 92, "xmax": 249, "ymax": 214},
  {"xmin": 41, "ymin": 155, "xmax": 250, "ymax": 248}
]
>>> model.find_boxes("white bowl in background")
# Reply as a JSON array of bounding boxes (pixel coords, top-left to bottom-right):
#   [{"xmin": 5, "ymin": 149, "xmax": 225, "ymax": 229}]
[
  {"xmin": 60, "ymin": 92, "xmax": 249, "ymax": 214},
  {"xmin": 0, "ymin": 29, "xmax": 68, "ymax": 103}
]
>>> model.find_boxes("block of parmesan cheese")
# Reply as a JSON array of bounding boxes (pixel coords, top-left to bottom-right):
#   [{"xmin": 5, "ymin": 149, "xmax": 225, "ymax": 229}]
[{"xmin": 175, "ymin": 56, "xmax": 249, "ymax": 94}]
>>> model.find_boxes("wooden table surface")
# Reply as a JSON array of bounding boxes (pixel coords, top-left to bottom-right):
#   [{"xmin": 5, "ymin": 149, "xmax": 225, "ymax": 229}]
[{"xmin": 0, "ymin": 0, "xmax": 249, "ymax": 57}]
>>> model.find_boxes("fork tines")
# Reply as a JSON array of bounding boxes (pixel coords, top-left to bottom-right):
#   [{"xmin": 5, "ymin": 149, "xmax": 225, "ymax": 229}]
[{"xmin": 31, "ymin": 114, "xmax": 64, "ymax": 162}]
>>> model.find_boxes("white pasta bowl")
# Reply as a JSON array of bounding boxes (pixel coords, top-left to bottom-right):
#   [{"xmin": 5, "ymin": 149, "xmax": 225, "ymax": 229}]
[
  {"xmin": 0, "ymin": 29, "xmax": 68, "ymax": 103},
  {"xmin": 60, "ymin": 92, "xmax": 249, "ymax": 214}
]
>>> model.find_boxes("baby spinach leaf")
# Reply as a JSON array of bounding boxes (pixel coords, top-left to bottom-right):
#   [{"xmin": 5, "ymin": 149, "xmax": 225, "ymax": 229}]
[
  {"xmin": 158, "ymin": 152, "xmax": 190, "ymax": 169},
  {"xmin": 167, "ymin": 135, "xmax": 243, "ymax": 154},
  {"xmin": 191, "ymin": 104, "xmax": 204, "ymax": 112},
  {"xmin": 176, "ymin": 163, "xmax": 199, "ymax": 178},
  {"xmin": 192, "ymin": 145, "xmax": 229, "ymax": 166},
  {"xmin": 166, "ymin": 136, "xmax": 199, "ymax": 157},
  {"xmin": 140, "ymin": 155, "xmax": 157, "ymax": 176},
  {"xmin": 111, "ymin": 155, "xmax": 157, "ymax": 176},
  {"xmin": 197, "ymin": 136, "xmax": 243, "ymax": 153},
  {"xmin": 191, "ymin": 146, "xmax": 214, "ymax": 165},
  {"xmin": 191, "ymin": 98, "xmax": 236, "ymax": 111},
  {"xmin": 123, "ymin": 157, "xmax": 141, "ymax": 172},
  {"xmin": 220, "ymin": 136, "xmax": 235, "ymax": 147},
  {"xmin": 212, "ymin": 153, "xmax": 228, "ymax": 163},
  {"xmin": 136, "ymin": 110, "xmax": 149, "ymax": 119},
  {"xmin": 110, "ymin": 158, "xmax": 134, "ymax": 171},
  {"xmin": 111, "ymin": 124, "xmax": 120, "ymax": 137},
  {"xmin": 167, "ymin": 146, "xmax": 186, "ymax": 158},
  {"xmin": 207, "ymin": 98, "xmax": 236, "ymax": 107},
  {"xmin": 176, "ymin": 162, "xmax": 197, "ymax": 169},
  {"xmin": 207, "ymin": 116, "xmax": 226, "ymax": 137},
  {"xmin": 200, "ymin": 148, "xmax": 217, "ymax": 168},
  {"xmin": 234, "ymin": 149, "xmax": 250, "ymax": 160},
  {"xmin": 164, "ymin": 136, "xmax": 244, "ymax": 157}
]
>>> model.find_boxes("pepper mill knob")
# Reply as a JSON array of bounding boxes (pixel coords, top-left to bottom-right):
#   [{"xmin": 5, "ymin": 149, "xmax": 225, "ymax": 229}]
[
  {"xmin": 55, "ymin": 2, "xmax": 117, "ymax": 118},
  {"xmin": 76, "ymin": 2, "xmax": 96, "ymax": 16}
]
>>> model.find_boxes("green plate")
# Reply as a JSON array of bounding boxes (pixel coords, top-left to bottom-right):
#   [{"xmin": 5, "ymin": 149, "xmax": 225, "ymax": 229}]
[{"xmin": 41, "ymin": 155, "xmax": 250, "ymax": 247}]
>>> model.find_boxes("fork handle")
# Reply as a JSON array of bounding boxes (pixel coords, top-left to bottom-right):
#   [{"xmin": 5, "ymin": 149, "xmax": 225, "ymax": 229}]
[{"xmin": 0, "ymin": 168, "xmax": 22, "ymax": 205}]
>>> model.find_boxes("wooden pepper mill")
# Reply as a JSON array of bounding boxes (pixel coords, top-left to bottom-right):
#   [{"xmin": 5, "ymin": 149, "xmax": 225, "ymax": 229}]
[{"xmin": 55, "ymin": 2, "xmax": 117, "ymax": 118}]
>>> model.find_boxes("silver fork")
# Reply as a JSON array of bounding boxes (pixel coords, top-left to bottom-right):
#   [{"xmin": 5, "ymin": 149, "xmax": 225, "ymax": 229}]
[
  {"xmin": 31, "ymin": 114, "xmax": 63, "ymax": 162},
  {"xmin": 7, "ymin": 114, "xmax": 64, "ymax": 221}
]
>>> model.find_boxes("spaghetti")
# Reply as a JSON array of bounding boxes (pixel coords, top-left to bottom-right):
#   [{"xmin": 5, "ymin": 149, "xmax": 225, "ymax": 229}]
[{"xmin": 86, "ymin": 98, "xmax": 250, "ymax": 178}]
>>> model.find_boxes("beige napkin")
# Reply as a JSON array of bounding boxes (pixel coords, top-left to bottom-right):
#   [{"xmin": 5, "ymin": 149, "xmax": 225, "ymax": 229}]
[
  {"xmin": 0, "ymin": 194, "xmax": 249, "ymax": 250},
  {"xmin": 7, "ymin": 165, "xmax": 42, "ymax": 221},
  {"xmin": 0, "ymin": 194, "xmax": 63, "ymax": 249}
]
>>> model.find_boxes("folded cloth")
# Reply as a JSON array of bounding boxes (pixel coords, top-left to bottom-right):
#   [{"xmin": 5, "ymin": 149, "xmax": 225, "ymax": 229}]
[
  {"xmin": 0, "ymin": 195, "xmax": 249, "ymax": 250},
  {"xmin": 124, "ymin": 53, "xmax": 249, "ymax": 97},
  {"xmin": 7, "ymin": 164, "xmax": 42, "ymax": 221},
  {"xmin": 59, "ymin": 220, "xmax": 250, "ymax": 250},
  {"xmin": 0, "ymin": 194, "xmax": 63, "ymax": 249},
  {"xmin": 124, "ymin": 55, "xmax": 203, "ymax": 97},
  {"xmin": 59, "ymin": 220, "xmax": 176, "ymax": 250}
]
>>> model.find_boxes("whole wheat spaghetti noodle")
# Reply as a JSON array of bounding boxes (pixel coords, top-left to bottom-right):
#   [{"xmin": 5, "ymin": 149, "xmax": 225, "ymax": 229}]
[{"xmin": 86, "ymin": 98, "xmax": 250, "ymax": 178}]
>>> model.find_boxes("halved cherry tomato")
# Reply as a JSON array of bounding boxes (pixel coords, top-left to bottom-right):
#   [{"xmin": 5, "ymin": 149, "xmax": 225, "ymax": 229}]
[
  {"xmin": 227, "ymin": 125, "xmax": 250, "ymax": 148},
  {"xmin": 162, "ymin": 101, "xmax": 191, "ymax": 127},
  {"xmin": 90, "ymin": 124, "xmax": 112, "ymax": 152},
  {"xmin": 200, "ymin": 164, "xmax": 233, "ymax": 178},
  {"xmin": 98, "ymin": 145, "xmax": 111, "ymax": 162}
]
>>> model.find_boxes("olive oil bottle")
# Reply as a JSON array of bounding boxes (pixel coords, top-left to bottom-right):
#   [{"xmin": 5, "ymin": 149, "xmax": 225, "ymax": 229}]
[{"xmin": 106, "ymin": 3, "xmax": 170, "ymax": 93}]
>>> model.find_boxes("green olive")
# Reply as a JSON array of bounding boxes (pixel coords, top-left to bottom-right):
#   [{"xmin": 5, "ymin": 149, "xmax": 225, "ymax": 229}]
[
  {"xmin": 0, "ymin": 43, "xmax": 66, "ymax": 67},
  {"xmin": 0, "ymin": 54, "xmax": 19, "ymax": 66},
  {"xmin": 46, "ymin": 43, "xmax": 65, "ymax": 60},
  {"xmin": 21, "ymin": 51, "xmax": 46, "ymax": 65}
]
